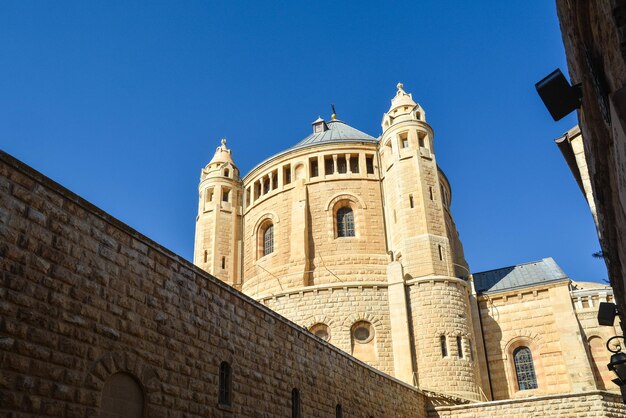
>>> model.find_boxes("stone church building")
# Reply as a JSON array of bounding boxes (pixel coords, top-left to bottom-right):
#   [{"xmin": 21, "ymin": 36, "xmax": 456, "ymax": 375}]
[
  {"xmin": 193, "ymin": 83, "xmax": 624, "ymax": 409},
  {"xmin": 1, "ymin": 84, "xmax": 625, "ymax": 416}
]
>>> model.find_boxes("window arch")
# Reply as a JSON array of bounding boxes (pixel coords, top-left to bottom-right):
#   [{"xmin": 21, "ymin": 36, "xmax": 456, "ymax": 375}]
[
  {"xmin": 257, "ymin": 220, "xmax": 274, "ymax": 258},
  {"xmin": 513, "ymin": 346, "xmax": 538, "ymax": 390},
  {"xmin": 309, "ymin": 323, "xmax": 330, "ymax": 341},
  {"xmin": 218, "ymin": 361, "xmax": 232, "ymax": 407},
  {"xmin": 351, "ymin": 321, "xmax": 376, "ymax": 362},
  {"xmin": 336, "ymin": 207, "xmax": 355, "ymax": 237},
  {"xmin": 101, "ymin": 372, "xmax": 144, "ymax": 418}
]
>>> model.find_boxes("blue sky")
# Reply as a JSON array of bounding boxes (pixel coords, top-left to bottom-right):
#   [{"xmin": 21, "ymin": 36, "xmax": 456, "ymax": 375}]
[{"xmin": 0, "ymin": 1, "xmax": 607, "ymax": 281}]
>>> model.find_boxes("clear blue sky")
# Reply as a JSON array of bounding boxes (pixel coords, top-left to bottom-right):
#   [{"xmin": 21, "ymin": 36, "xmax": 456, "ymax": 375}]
[{"xmin": 0, "ymin": 1, "xmax": 607, "ymax": 281}]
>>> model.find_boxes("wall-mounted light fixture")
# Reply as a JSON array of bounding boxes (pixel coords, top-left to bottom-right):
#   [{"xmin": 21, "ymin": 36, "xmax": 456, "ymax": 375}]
[
  {"xmin": 607, "ymin": 336, "xmax": 626, "ymax": 404},
  {"xmin": 535, "ymin": 69, "xmax": 582, "ymax": 121},
  {"xmin": 598, "ymin": 302, "xmax": 619, "ymax": 326}
]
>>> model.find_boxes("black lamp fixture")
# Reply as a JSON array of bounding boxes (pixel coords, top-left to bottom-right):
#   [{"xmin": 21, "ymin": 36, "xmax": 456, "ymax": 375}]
[
  {"xmin": 607, "ymin": 336, "xmax": 626, "ymax": 403},
  {"xmin": 535, "ymin": 69, "xmax": 582, "ymax": 121}
]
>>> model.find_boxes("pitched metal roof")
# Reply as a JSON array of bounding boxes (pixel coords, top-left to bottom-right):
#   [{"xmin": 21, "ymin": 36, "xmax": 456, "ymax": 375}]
[
  {"xmin": 472, "ymin": 257, "xmax": 569, "ymax": 294},
  {"xmin": 288, "ymin": 119, "xmax": 378, "ymax": 152}
]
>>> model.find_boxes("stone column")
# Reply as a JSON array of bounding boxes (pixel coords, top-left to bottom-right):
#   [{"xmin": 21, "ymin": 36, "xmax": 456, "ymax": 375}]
[{"xmin": 387, "ymin": 261, "xmax": 415, "ymax": 385}]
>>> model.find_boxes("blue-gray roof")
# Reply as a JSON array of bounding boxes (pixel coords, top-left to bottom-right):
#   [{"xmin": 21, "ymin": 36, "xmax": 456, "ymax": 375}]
[
  {"xmin": 473, "ymin": 257, "xmax": 569, "ymax": 294},
  {"xmin": 288, "ymin": 119, "xmax": 378, "ymax": 152}
]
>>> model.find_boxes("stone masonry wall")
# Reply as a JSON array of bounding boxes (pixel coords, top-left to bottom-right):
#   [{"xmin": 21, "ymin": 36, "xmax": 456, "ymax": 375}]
[
  {"xmin": 259, "ymin": 284, "xmax": 395, "ymax": 375},
  {"xmin": 0, "ymin": 151, "xmax": 427, "ymax": 417},
  {"xmin": 428, "ymin": 390, "xmax": 626, "ymax": 418}
]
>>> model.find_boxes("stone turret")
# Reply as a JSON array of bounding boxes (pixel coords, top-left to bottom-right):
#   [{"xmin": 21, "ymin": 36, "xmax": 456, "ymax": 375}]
[
  {"xmin": 193, "ymin": 139, "xmax": 243, "ymax": 287},
  {"xmin": 379, "ymin": 83, "xmax": 481, "ymax": 399}
]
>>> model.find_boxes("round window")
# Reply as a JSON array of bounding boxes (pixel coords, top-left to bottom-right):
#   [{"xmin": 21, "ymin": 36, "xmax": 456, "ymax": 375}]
[
  {"xmin": 309, "ymin": 323, "xmax": 330, "ymax": 341},
  {"xmin": 352, "ymin": 321, "xmax": 374, "ymax": 343}
]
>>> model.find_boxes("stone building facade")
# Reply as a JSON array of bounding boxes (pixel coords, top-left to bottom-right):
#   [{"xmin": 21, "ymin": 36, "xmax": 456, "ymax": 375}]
[
  {"xmin": 2, "ymin": 83, "xmax": 626, "ymax": 416},
  {"xmin": 555, "ymin": 0, "xmax": 626, "ymax": 327},
  {"xmin": 193, "ymin": 83, "xmax": 626, "ymax": 407}
]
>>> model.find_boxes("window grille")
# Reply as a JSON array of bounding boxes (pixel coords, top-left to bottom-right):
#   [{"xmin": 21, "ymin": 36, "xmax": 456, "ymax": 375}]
[
  {"xmin": 513, "ymin": 347, "xmax": 538, "ymax": 390},
  {"xmin": 263, "ymin": 224, "xmax": 274, "ymax": 256},
  {"xmin": 336, "ymin": 207, "xmax": 355, "ymax": 237},
  {"xmin": 218, "ymin": 362, "xmax": 232, "ymax": 406}
]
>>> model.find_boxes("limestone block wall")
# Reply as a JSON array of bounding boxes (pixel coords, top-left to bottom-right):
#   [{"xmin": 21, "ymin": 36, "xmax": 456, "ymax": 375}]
[
  {"xmin": 478, "ymin": 281, "xmax": 597, "ymax": 400},
  {"xmin": 408, "ymin": 278, "xmax": 482, "ymax": 400},
  {"xmin": 573, "ymin": 288, "xmax": 621, "ymax": 391},
  {"xmin": 428, "ymin": 391, "xmax": 626, "ymax": 418},
  {"xmin": 0, "ymin": 151, "xmax": 428, "ymax": 417},
  {"xmin": 258, "ymin": 284, "xmax": 395, "ymax": 375},
  {"xmin": 241, "ymin": 143, "xmax": 389, "ymax": 295}
]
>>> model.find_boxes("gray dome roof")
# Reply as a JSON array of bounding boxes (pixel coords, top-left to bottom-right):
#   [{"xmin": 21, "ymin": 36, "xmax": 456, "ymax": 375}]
[
  {"xmin": 243, "ymin": 119, "xmax": 378, "ymax": 179},
  {"xmin": 288, "ymin": 119, "xmax": 378, "ymax": 152}
]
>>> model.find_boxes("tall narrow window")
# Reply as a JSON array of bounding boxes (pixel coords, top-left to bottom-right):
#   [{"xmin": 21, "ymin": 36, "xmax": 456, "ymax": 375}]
[
  {"xmin": 284, "ymin": 165, "xmax": 292, "ymax": 184},
  {"xmin": 309, "ymin": 158, "xmax": 319, "ymax": 177},
  {"xmin": 349, "ymin": 155, "xmax": 359, "ymax": 173},
  {"xmin": 222, "ymin": 188, "xmax": 230, "ymax": 202},
  {"xmin": 291, "ymin": 388, "xmax": 301, "ymax": 418},
  {"xmin": 204, "ymin": 250, "xmax": 208, "ymax": 263},
  {"xmin": 206, "ymin": 187, "xmax": 214, "ymax": 202},
  {"xmin": 325, "ymin": 156, "xmax": 334, "ymax": 175},
  {"xmin": 224, "ymin": 168, "xmax": 230, "ymax": 177},
  {"xmin": 409, "ymin": 194, "xmax": 414, "ymax": 208},
  {"xmin": 263, "ymin": 224, "xmax": 274, "ymax": 256},
  {"xmin": 457, "ymin": 336, "xmax": 464, "ymax": 358},
  {"xmin": 440, "ymin": 335, "xmax": 448, "ymax": 357},
  {"xmin": 418, "ymin": 131, "xmax": 427, "ymax": 148},
  {"xmin": 221, "ymin": 256, "xmax": 226, "ymax": 269},
  {"xmin": 336, "ymin": 207, "xmax": 355, "ymax": 237},
  {"xmin": 429, "ymin": 186, "xmax": 434, "ymax": 200},
  {"xmin": 399, "ymin": 132, "xmax": 409, "ymax": 148},
  {"xmin": 366, "ymin": 155, "xmax": 374, "ymax": 174},
  {"xmin": 438, "ymin": 245, "xmax": 444, "ymax": 261},
  {"xmin": 514, "ymin": 347, "xmax": 538, "ymax": 390},
  {"xmin": 218, "ymin": 361, "xmax": 232, "ymax": 406},
  {"xmin": 337, "ymin": 155, "xmax": 347, "ymax": 173},
  {"xmin": 335, "ymin": 404, "xmax": 343, "ymax": 418}
]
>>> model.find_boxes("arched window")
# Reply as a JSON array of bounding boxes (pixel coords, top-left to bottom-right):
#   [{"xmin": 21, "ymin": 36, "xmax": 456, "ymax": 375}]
[
  {"xmin": 336, "ymin": 207, "xmax": 355, "ymax": 237},
  {"xmin": 291, "ymin": 388, "xmax": 301, "ymax": 418},
  {"xmin": 513, "ymin": 347, "xmax": 538, "ymax": 390},
  {"xmin": 263, "ymin": 224, "xmax": 274, "ymax": 256},
  {"xmin": 335, "ymin": 404, "xmax": 343, "ymax": 418},
  {"xmin": 101, "ymin": 372, "xmax": 144, "ymax": 418},
  {"xmin": 218, "ymin": 361, "xmax": 232, "ymax": 406},
  {"xmin": 440, "ymin": 335, "xmax": 448, "ymax": 357},
  {"xmin": 309, "ymin": 323, "xmax": 330, "ymax": 341},
  {"xmin": 351, "ymin": 321, "xmax": 376, "ymax": 362}
]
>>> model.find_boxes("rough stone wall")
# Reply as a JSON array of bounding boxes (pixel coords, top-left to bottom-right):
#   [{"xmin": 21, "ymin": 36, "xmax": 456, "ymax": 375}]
[
  {"xmin": 0, "ymin": 151, "xmax": 428, "ymax": 417},
  {"xmin": 557, "ymin": 0, "xmax": 626, "ymax": 325},
  {"xmin": 259, "ymin": 285, "xmax": 395, "ymax": 375},
  {"xmin": 408, "ymin": 278, "xmax": 482, "ymax": 400},
  {"xmin": 429, "ymin": 390, "xmax": 626, "ymax": 418}
]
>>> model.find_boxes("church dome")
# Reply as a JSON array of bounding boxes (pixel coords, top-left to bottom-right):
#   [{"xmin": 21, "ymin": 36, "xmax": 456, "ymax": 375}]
[{"xmin": 288, "ymin": 119, "xmax": 378, "ymax": 152}]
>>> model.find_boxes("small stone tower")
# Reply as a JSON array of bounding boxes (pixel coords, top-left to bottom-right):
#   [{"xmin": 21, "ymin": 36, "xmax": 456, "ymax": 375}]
[
  {"xmin": 379, "ymin": 84, "xmax": 481, "ymax": 399},
  {"xmin": 193, "ymin": 139, "xmax": 242, "ymax": 287}
]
